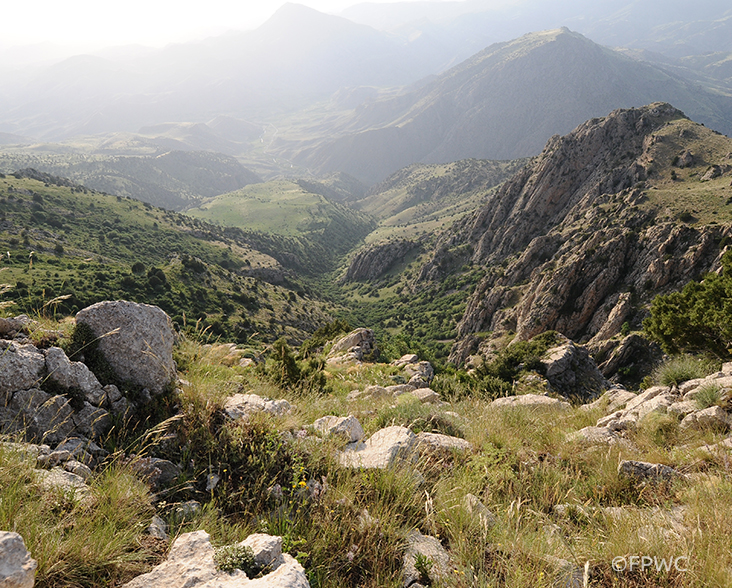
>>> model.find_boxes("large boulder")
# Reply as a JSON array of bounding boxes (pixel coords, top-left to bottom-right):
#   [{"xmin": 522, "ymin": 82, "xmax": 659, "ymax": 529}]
[
  {"xmin": 541, "ymin": 342, "xmax": 609, "ymax": 401},
  {"xmin": 0, "ymin": 342, "xmax": 45, "ymax": 401},
  {"xmin": 326, "ymin": 329, "xmax": 378, "ymax": 364},
  {"xmin": 339, "ymin": 426, "xmax": 417, "ymax": 469},
  {"xmin": 121, "ymin": 530, "xmax": 309, "ymax": 588},
  {"xmin": 312, "ymin": 415, "xmax": 365, "ymax": 443},
  {"xmin": 75, "ymin": 301, "xmax": 176, "ymax": 395},
  {"xmin": 0, "ymin": 531, "xmax": 37, "ymax": 588},
  {"xmin": 224, "ymin": 394, "xmax": 292, "ymax": 421}
]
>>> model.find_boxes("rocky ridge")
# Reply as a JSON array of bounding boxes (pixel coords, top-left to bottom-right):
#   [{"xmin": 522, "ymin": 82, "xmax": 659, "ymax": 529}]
[{"xmin": 423, "ymin": 103, "xmax": 732, "ymax": 364}]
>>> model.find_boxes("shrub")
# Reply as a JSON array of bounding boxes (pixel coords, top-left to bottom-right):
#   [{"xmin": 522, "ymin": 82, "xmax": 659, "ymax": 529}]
[{"xmin": 214, "ymin": 544, "xmax": 257, "ymax": 575}]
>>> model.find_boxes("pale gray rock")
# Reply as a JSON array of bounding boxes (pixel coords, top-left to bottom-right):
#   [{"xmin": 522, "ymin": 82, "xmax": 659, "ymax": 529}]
[
  {"xmin": 346, "ymin": 385, "xmax": 390, "ymax": 401},
  {"xmin": 624, "ymin": 386, "xmax": 667, "ymax": 412},
  {"xmin": 491, "ymin": 394, "xmax": 571, "ymax": 410},
  {"xmin": 411, "ymin": 388, "xmax": 440, "ymax": 404},
  {"xmin": 10, "ymin": 389, "xmax": 75, "ymax": 445},
  {"xmin": 75, "ymin": 301, "xmax": 176, "ymax": 395},
  {"xmin": 416, "ymin": 432, "xmax": 472, "ymax": 455},
  {"xmin": 0, "ymin": 531, "xmax": 37, "ymax": 588},
  {"xmin": 580, "ymin": 388, "xmax": 636, "ymax": 414},
  {"xmin": 36, "ymin": 467, "xmax": 90, "ymax": 496},
  {"xmin": 312, "ymin": 415, "xmax": 364, "ymax": 443},
  {"xmin": 668, "ymin": 400, "xmax": 698, "ymax": 417},
  {"xmin": 541, "ymin": 342, "xmax": 609, "ymax": 400},
  {"xmin": 463, "ymin": 493, "xmax": 497, "ymax": 531},
  {"xmin": 327, "ymin": 328, "xmax": 377, "ymax": 364},
  {"xmin": 680, "ymin": 406, "xmax": 732, "ymax": 431},
  {"xmin": 636, "ymin": 392, "xmax": 676, "ymax": 420},
  {"xmin": 121, "ymin": 530, "xmax": 309, "ymax": 588},
  {"xmin": 393, "ymin": 354, "xmax": 419, "ymax": 367},
  {"xmin": 340, "ymin": 426, "xmax": 417, "ymax": 469},
  {"xmin": 402, "ymin": 530, "xmax": 453, "ymax": 588},
  {"xmin": 0, "ymin": 342, "xmax": 45, "ymax": 400},
  {"xmin": 0, "ymin": 315, "xmax": 32, "ymax": 337},
  {"xmin": 568, "ymin": 426, "xmax": 619, "ymax": 445},
  {"xmin": 240, "ymin": 534, "xmax": 283, "ymax": 570},
  {"xmin": 224, "ymin": 393, "xmax": 292, "ymax": 421},
  {"xmin": 64, "ymin": 459, "xmax": 93, "ymax": 481},
  {"xmin": 44, "ymin": 347, "xmax": 106, "ymax": 406},
  {"xmin": 618, "ymin": 460, "xmax": 682, "ymax": 483},
  {"xmin": 386, "ymin": 384, "xmax": 416, "ymax": 397},
  {"xmin": 104, "ymin": 384, "xmax": 122, "ymax": 404},
  {"xmin": 404, "ymin": 361, "xmax": 434, "ymax": 387},
  {"xmin": 148, "ymin": 515, "xmax": 169, "ymax": 541}
]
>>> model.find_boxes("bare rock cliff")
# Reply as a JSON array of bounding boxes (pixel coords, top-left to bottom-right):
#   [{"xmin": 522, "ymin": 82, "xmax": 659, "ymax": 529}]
[{"xmin": 429, "ymin": 103, "xmax": 732, "ymax": 363}]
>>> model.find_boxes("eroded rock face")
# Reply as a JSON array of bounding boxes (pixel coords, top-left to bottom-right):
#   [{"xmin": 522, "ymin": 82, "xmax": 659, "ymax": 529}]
[
  {"xmin": 121, "ymin": 530, "xmax": 309, "ymax": 588},
  {"xmin": 344, "ymin": 239, "xmax": 417, "ymax": 282},
  {"xmin": 0, "ymin": 531, "xmax": 37, "ymax": 588},
  {"xmin": 441, "ymin": 104, "xmax": 732, "ymax": 364},
  {"xmin": 224, "ymin": 394, "xmax": 292, "ymax": 421},
  {"xmin": 75, "ymin": 301, "xmax": 176, "ymax": 395}
]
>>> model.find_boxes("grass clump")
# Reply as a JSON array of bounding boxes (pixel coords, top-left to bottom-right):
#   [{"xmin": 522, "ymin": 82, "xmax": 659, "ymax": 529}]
[
  {"xmin": 652, "ymin": 354, "xmax": 718, "ymax": 387},
  {"xmin": 694, "ymin": 383, "xmax": 723, "ymax": 409}
]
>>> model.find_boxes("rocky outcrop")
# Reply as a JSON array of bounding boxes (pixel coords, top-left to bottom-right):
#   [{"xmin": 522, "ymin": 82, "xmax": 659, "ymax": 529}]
[
  {"xmin": 224, "ymin": 393, "xmax": 292, "ymax": 421},
  {"xmin": 344, "ymin": 239, "xmax": 417, "ymax": 282},
  {"xmin": 402, "ymin": 530, "xmax": 453, "ymax": 588},
  {"xmin": 312, "ymin": 415, "xmax": 365, "ymax": 443},
  {"xmin": 541, "ymin": 341, "xmax": 609, "ymax": 400},
  {"xmin": 75, "ymin": 300, "xmax": 176, "ymax": 395},
  {"xmin": 439, "ymin": 104, "xmax": 732, "ymax": 364},
  {"xmin": 0, "ymin": 532, "xmax": 37, "ymax": 588},
  {"xmin": 121, "ymin": 530, "xmax": 309, "ymax": 588},
  {"xmin": 326, "ymin": 328, "xmax": 378, "ymax": 364}
]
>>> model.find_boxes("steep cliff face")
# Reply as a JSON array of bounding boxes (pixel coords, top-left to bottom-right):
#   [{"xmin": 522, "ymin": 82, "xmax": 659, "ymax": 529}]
[{"xmin": 426, "ymin": 103, "xmax": 732, "ymax": 363}]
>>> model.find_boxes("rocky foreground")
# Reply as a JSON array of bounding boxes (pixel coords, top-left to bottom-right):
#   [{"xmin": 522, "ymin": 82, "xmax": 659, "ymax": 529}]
[{"xmin": 3, "ymin": 301, "xmax": 732, "ymax": 587}]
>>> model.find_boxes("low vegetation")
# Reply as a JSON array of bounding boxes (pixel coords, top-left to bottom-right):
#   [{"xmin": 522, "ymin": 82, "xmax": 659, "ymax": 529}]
[{"xmin": 3, "ymin": 316, "xmax": 732, "ymax": 587}]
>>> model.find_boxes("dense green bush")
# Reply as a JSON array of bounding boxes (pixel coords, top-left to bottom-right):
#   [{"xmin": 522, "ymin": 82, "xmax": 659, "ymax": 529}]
[{"xmin": 644, "ymin": 250, "xmax": 732, "ymax": 358}]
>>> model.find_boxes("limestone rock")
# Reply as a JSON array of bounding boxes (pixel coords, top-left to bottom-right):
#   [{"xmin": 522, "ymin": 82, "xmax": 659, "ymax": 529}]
[
  {"xmin": 580, "ymin": 388, "xmax": 636, "ymax": 414},
  {"xmin": 404, "ymin": 362, "xmax": 434, "ymax": 388},
  {"xmin": 680, "ymin": 406, "xmax": 732, "ymax": 432},
  {"xmin": 618, "ymin": 460, "xmax": 683, "ymax": 483},
  {"xmin": 0, "ymin": 531, "xmax": 37, "ymax": 588},
  {"xmin": 386, "ymin": 384, "xmax": 416, "ymax": 397},
  {"xmin": 312, "ymin": 415, "xmax": 364, "ymax": 443},
  {"xmin": 121, "ymin": 530, "xmax": 309, "ymax": 588},
  {"xmin": 339, "ymin": 426, "xmax": 417, "ymax": 469},
  {"xmin": 35, "ymin": 467, "xmax": 90, "ymax": 496},
  {"xmin": 224, "ymin": 394, "xmax": 292, "ymax": 421},
  {"xmin": 327, "ymin": 329, "xmax": 378, "ymax": 364},
  {"xmin": 44, "ymin": 347, "xmax": 106, "ymax": 406},
  {"xmin": 402, "ymin": 530, "xmax": 453, "ymax": 588},
  {"xmin": 0, "ymin": 315, "xmax": 32, "ymax": 337},
  {"xmin": 568, "ymin": 426, "xmax": 620, "ymax": 445},
  {"xmin": 344, "ymin": 240, "xmax": 417, "ymax": 282},
  {"xmin": 392, "ymin": 354, "xmax": 419, "ymax": 367},
  {"xmin": 0, "ymin": 342, "xmax": 45, "ymax": 400},
  {"xmin": 346, "ymin": 385, "xmax": 390, "ymax": 401},
  {"xmin": 411, "ymin": 388, "xmax": 440, "ymax": 404},
  {"xmin": 10, "ymin": 389, "xmax": 75, "ymax": 445},
  {"xmin": 75, "ymin": 300, "xmax": 176, "ymax": 395},
  {"xmin": 491, "ymin": 394, "xmax": 571, "ymax": 410},
  {"xmin": 541, "ymin": 342, "xmax": 609, "ymax": 401},
  {"xmin": 416, "ymin": 432, "xmax": 472, "ymax": 455},
  {"xmin": 148, "ymin": 515, "xmax": 169, "ymax": 541}
]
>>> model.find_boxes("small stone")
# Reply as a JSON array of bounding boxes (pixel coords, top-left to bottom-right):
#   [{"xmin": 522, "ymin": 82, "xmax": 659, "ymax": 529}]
[
  {"xmin": 148, "ymin": 515, "xmax": 169, "ymax": 541},
  {"xmin": 618, "ymin": 460, "xmax": 682, "ymax": 483}
]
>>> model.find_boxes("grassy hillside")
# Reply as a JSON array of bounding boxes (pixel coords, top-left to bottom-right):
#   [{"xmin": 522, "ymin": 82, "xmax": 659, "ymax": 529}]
[
  {"xmin": 187, "ymin": 179, "xmax": 376, "ymax": 273},
  {"xmin": 0, "ymin": 170, "xmax": 333, "ymax": 343},
  {"xmin": 356, "ymin": 158, "xmax": 528, "ymax": 242},
  {"xmin": 0, "ymin": 149, "xmax": 261, "ymax": 211}
]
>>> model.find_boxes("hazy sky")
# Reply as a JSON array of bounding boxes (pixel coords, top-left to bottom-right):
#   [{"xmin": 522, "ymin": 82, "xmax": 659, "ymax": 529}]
[{"xmin": 3, "ymin": 0, "xmax": 427, "ymax": 49}]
